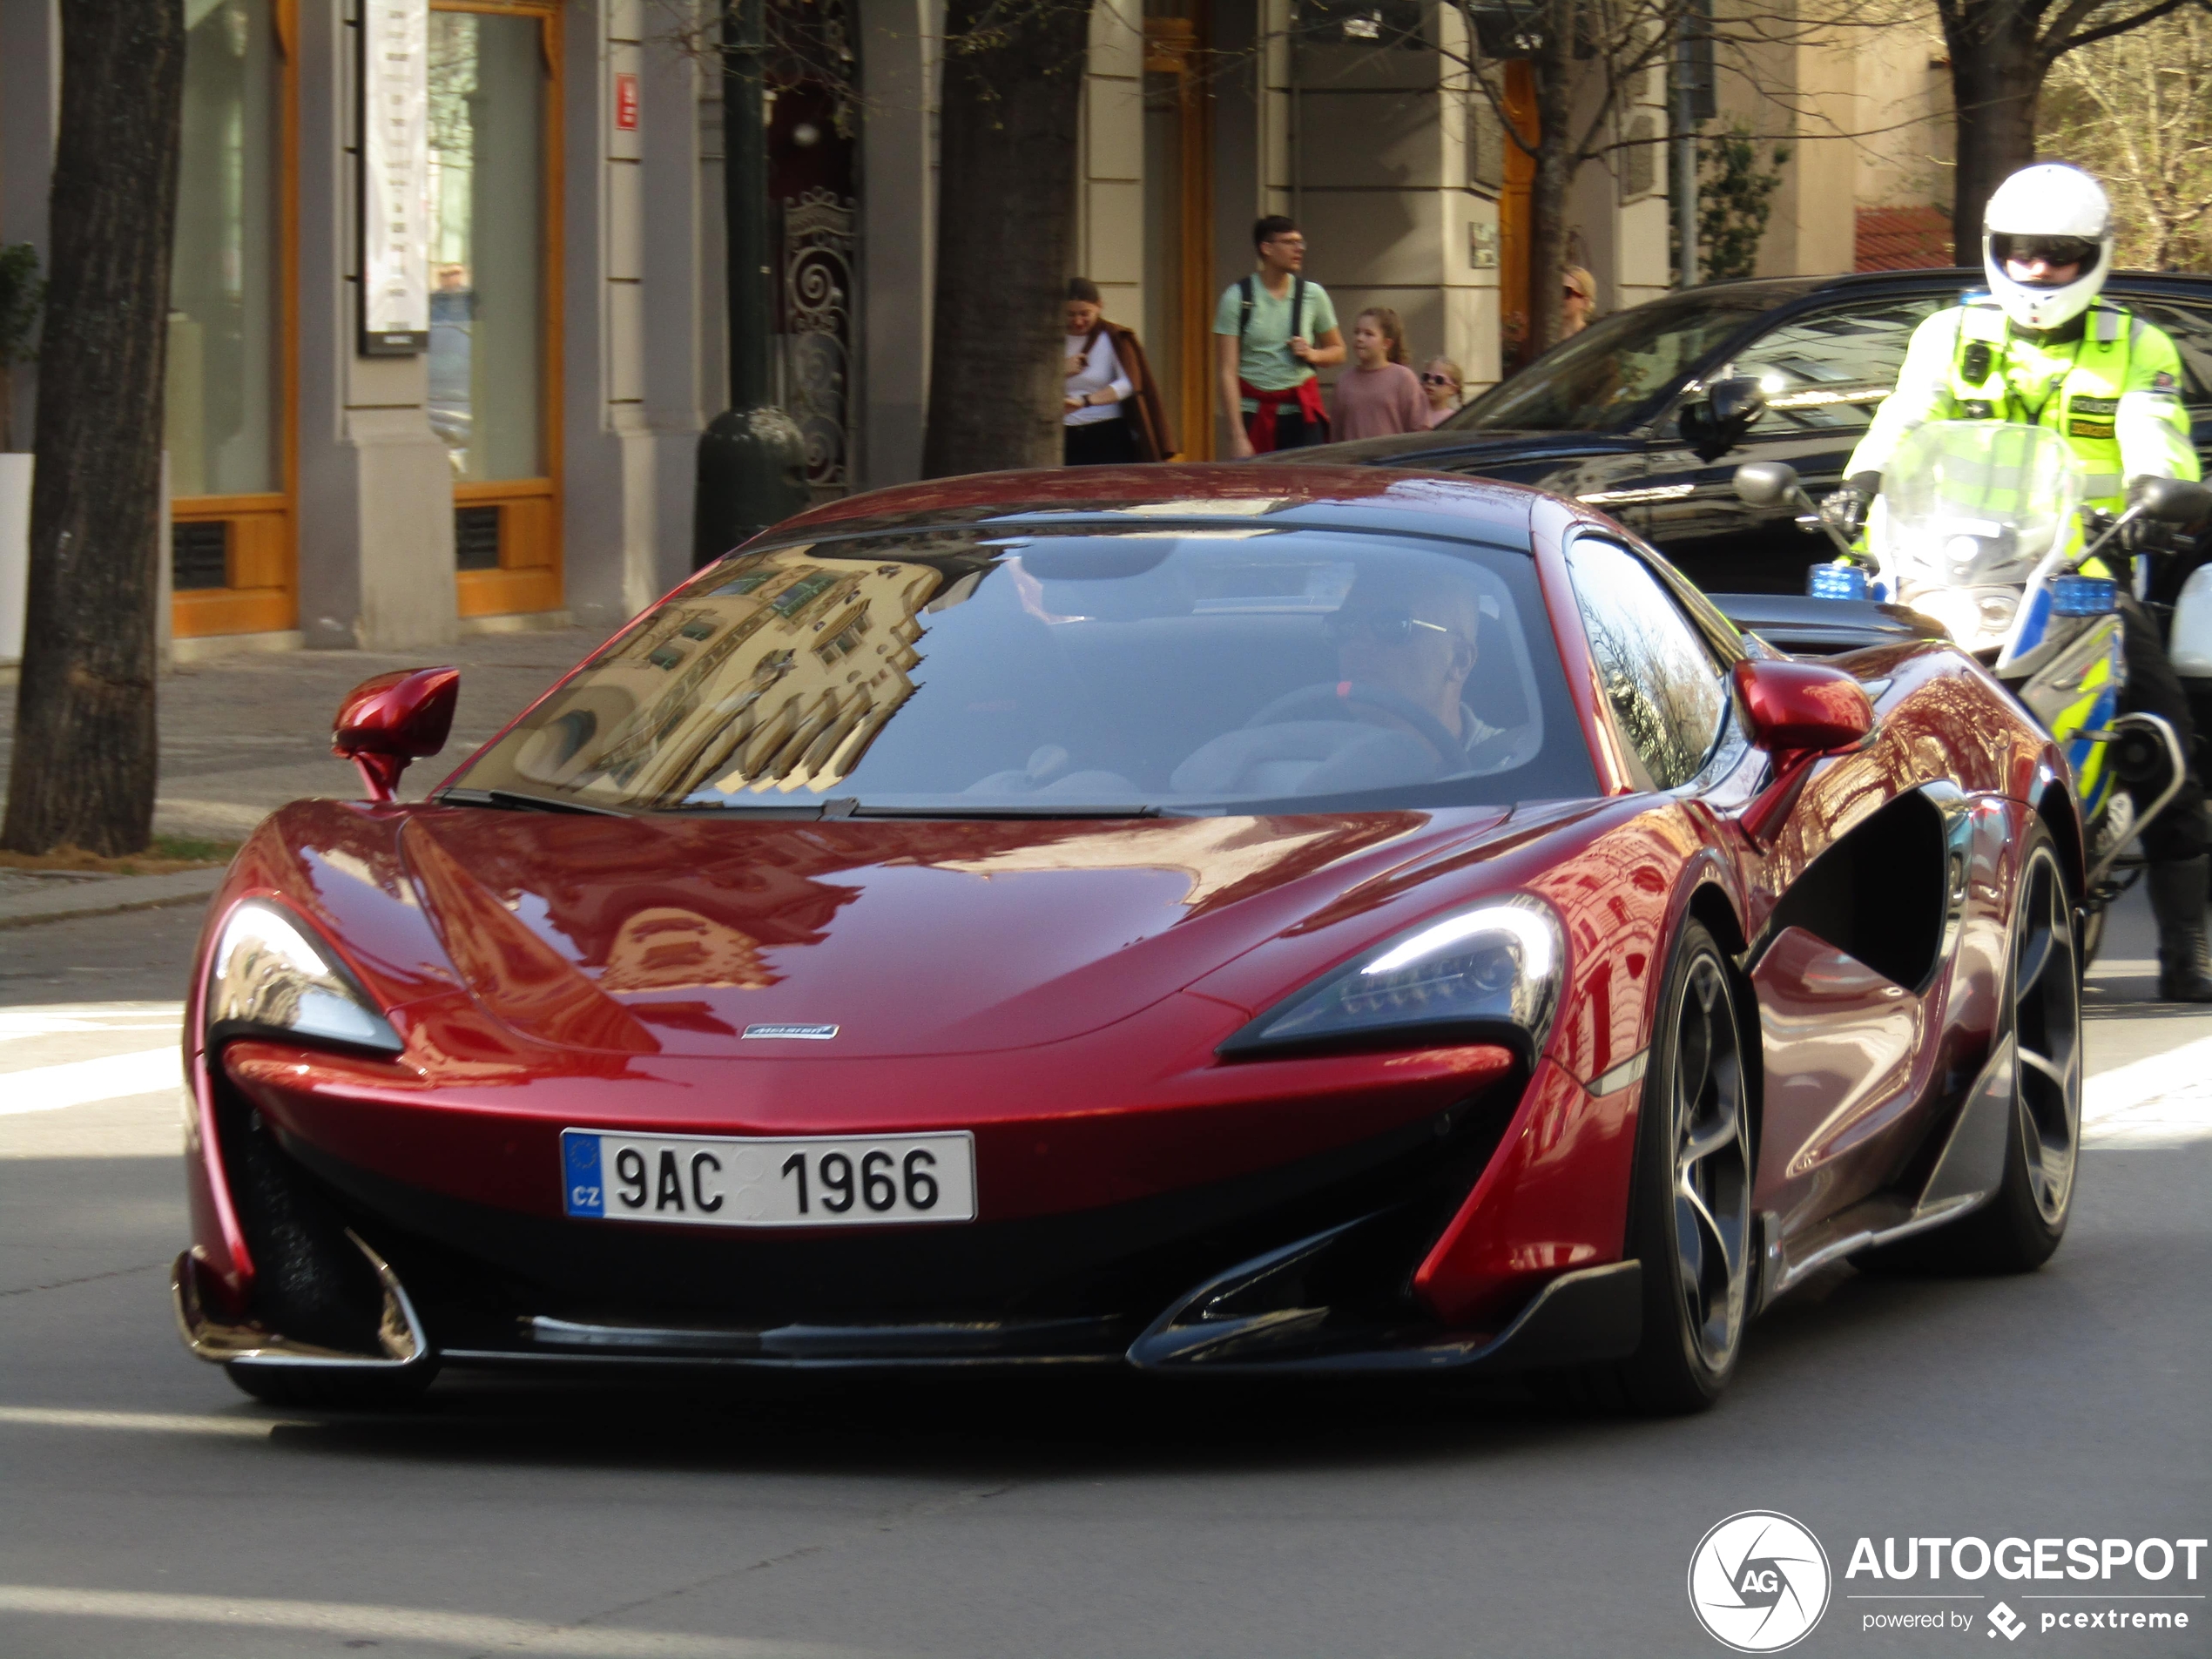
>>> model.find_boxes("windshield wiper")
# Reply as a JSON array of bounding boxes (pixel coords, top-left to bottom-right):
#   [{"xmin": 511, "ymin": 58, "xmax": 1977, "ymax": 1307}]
[
  {"xmin": 850, "ymin": 802, "xmax": 1167, "ymax": 819},
  {"xmin": 438, "ymin": 787, "xmax": 632, "ymax": 818},
  {"xmin": 658, "ymin": 797, "xmax": 1170, "ymax": 820}
]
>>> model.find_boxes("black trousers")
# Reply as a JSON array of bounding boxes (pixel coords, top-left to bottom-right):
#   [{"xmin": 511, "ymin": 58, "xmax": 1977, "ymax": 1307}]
[
  {"xmin": 1243, "ymin": 409, "xmax": 1330, "ymax": 452},
  {"xmin": 2119, "ymin": 594, "xmax": 2208, "ymax": 863},
  {"xmin": 1064, "ymin": 416, "xmax": 1138, "ymax": 466}
]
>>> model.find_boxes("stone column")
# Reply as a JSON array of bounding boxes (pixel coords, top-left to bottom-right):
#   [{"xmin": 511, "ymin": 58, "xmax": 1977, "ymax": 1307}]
[{"xmin": 294, "ymin": 0, "xmax": 456, "ymax": 652}]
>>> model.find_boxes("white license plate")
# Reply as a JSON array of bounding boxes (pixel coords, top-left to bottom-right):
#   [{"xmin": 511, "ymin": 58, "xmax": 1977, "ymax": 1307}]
[{"xmin": 561, "ymin": 1129, "xmax": 975, "ymax": 1228}]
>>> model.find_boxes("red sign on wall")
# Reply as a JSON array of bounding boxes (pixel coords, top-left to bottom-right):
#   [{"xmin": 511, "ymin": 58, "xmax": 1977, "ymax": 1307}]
[{"xmin": 614, "ymin": 71, "xmax": 640, "ymax": 132}]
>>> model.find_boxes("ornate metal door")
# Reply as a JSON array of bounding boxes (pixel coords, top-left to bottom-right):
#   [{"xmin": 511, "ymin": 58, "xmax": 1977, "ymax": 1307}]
[{"xmin": 768, "ymin": 3, "xmax": 859, "ymax": 498}]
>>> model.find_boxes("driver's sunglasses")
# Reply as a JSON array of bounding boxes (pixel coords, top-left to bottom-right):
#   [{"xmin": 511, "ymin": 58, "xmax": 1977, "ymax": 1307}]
[
  {"xmin": 1323, "ymin": 610, "xmax": 1452, "ymax": 645},
  {"xmin": 1990, "ymin": 233, "xmax": 2098, "ymax": 268}
]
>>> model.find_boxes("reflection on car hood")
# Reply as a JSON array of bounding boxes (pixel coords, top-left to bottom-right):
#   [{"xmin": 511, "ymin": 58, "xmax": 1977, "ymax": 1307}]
[{"xmin": 391, "ymin": 806, "xmax": 1515, "ymax": 1057}]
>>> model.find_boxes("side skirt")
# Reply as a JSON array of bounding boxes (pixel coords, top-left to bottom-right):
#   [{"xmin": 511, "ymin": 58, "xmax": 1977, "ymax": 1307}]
[{"xmin": 1755, "ymin": 1031, "xmax": 2014, "ymax": 1311}]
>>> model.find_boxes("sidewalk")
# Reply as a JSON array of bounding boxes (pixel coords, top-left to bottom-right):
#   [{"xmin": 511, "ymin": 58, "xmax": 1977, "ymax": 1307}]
[{"xmin": 0, "ymin": 627, "xmax": 611, "ymax": 899}]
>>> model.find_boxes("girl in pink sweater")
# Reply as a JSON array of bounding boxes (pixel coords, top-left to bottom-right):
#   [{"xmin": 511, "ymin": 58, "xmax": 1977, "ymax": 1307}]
[{"xmin": 1331, "ymin": 308, "xmax": 1428, "ymax": 439}]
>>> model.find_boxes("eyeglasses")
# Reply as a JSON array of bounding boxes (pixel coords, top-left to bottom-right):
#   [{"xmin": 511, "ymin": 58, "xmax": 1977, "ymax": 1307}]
[
  {"xmin": 1323, "ymin": 610, "xmax": 1453, "ymax": 645},
  {"xmin": 1264, "ymin": 236, "xmax": 1307, "ymax": 250},
  {"xmin": 1420, "ymin": 373, "xmax": 1458, "ymax": 388},
  {"xmin": 1991, "ymin": 233, "xmax": 2099, "ymax": 269}
]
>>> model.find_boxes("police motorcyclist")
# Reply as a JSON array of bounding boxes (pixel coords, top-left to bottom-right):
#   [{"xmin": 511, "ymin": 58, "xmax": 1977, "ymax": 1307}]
[{"xmin": 1830, "ymin": 162, "xmax": 2212, "ymax": 1001}]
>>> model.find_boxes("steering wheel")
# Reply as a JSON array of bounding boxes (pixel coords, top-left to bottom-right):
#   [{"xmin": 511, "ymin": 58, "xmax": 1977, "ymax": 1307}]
[{"xmin": 1245, "ymin": 680, "xmax": 1466, "ymax": 765}]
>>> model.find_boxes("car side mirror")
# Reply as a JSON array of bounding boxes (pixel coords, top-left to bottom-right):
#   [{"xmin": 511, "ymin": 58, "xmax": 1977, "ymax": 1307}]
[
  {"xmin": 1733, "ymin": 461, "xmax": 1802, "ymax": 507},
  {"xmin": 2134, "ymin": 476, "xmax": 2212, "ymax": 524},
  {"xmin": 1707, "ymin": 376, "xmax": 1767, "ymax": 429},
  {"xmin": 1734, "ymin": 658, "xmax": 1873, "ymax": 754},
  {"xmin": 334, "ymin": 666, "xmax": 461, "ymax": 803},
  {"xmin": 1677, "ymin": 377, "xmax": 1767, "ymax": 458}
]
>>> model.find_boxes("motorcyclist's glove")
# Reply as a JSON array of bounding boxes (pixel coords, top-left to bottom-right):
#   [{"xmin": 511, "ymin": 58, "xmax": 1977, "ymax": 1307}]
[
  {"xmin": 1820, "ymin": 472, "xmax": 1881, "ymax": 541},
  {"xmin": 2121, "ymin": 514, "xmax": 2176, "ymax": 556}
]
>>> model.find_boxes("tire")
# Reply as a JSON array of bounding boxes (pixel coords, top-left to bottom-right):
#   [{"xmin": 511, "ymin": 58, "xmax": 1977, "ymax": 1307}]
[
  {"xmin": 1576, "ymin": 919, "xmax": 1755, "ymax": 1415},
  {"xmin": 226, "ymin": 1360, "xmax": 438, "ymax": 1411},
  {"xmin": 1859, "ymin": 824, "xmax": 2080, "ymax": 1275}
]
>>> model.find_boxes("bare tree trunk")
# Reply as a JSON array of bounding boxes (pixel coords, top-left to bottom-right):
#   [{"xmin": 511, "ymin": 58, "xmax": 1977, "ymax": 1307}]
[
  {"xmin": 1942, "ymin": 0, "xmax": 2046, "ymax": 258},
  {"xmin": 3, "ymin": 0, "xmax": 184, "ymax": 857},
  {"xmin": 1527, "ymin": 21, "xmax": 1574, "ymax": 354},
  {"xmin": 922, "ymin": 0, "xmax": 1094, "ymax": 478}
]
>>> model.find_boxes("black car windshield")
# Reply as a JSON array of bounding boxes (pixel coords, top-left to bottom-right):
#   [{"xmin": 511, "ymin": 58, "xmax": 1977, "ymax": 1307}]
[
  {"xmin": 1445, "ymin": 300, "xmax": 1770, "ymax": 432},
  {"xmin": 447, "ymin": 526, "xmax": 1599, "ymax": 814}
]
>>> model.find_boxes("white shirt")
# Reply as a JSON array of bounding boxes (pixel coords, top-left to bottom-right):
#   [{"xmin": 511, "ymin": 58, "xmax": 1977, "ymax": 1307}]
[{"xmin": 1064, "ymin": 332, "xmax": 1133, "ymax": 427}]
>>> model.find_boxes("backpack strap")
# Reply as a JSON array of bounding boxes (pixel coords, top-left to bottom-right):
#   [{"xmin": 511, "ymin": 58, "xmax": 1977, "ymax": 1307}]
[
  {"xmin": 1238, "ymin": 277, "xmax": 1254, "ymax": 341},
  {"xmin": 1291, "ymin": 275, "xmax": 1306, "ymax": 345}
]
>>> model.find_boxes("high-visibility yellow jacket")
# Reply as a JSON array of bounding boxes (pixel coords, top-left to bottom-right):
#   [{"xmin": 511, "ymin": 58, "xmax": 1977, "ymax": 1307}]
[{"xmin": 1847, "ymin": 296, "xmax": 2200, "ymax": 514}]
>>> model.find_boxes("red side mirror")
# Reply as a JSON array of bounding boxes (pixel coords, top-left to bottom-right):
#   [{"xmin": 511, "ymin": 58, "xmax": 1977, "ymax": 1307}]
[
  {"xmin": 1733, "ymin": 659, "xmax": 1874, "ymax": 844},
  {"xmin": 334, "ymin": 667, "xmax": 461, "ymax": 803},
  {"xmin": 1733, "ymin": 658, "xmax": 1873, "ymax": 754}
]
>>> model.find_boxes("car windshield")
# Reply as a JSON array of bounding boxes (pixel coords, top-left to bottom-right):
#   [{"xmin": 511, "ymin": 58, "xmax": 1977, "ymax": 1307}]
[
  {"xmin": 447, "ymin": 526, "xmax": 1598, "ymax": 814},
  {"xmin": 1445, "ymin": 300, "xmax": 1770, "ymax": 432}
]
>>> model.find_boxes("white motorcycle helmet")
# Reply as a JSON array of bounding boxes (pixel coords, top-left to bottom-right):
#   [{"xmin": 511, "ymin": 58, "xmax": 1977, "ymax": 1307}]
[{"xmin": 1982, "ymin": 163, "xmax": 2114, "ymax": 332}]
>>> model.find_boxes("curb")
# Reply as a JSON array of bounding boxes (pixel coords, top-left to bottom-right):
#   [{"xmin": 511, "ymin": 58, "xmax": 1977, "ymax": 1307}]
[{"xmin": 0, "ymin": 867, "xmax": 226, "ymax": 931}]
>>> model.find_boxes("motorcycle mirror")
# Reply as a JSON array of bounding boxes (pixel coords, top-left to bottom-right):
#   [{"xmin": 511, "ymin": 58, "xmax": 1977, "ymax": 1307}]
[
  {"xmin": 1734, "ymin": 461, "xmax": 1800, "ymax": 506},
  {"xmin": 1707, "ymin": 376, "xmax": 1768, "ymax": 429},
  {"xmin": 2133, "ymin": 476, "xmax": 2212, "ymax": 524},
  {"xmin": 334, "ymin": 666, "xmax": 461, "ymax": 803}
]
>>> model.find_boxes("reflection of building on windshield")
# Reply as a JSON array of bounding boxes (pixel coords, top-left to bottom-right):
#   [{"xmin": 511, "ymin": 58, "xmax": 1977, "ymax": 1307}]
[{"xmin": 506, "ymin": 548, "xmax": 946, "ymax": 803}]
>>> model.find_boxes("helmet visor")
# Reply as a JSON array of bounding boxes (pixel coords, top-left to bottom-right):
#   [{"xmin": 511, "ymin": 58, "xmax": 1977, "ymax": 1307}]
[{"xmin": 1989, "ymin": 233, "xmax": 2101, "ymax": 271}]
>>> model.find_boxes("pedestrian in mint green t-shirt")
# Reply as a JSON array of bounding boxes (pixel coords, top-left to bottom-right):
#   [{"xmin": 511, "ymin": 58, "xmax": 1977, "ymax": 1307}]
[{"xmin": 1212, "ymin": 216, "xmax": 1345, "ymax": 456}]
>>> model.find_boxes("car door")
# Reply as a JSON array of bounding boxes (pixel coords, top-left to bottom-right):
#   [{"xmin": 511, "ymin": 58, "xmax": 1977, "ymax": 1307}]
[
  {"xmin": 1639, "ymin": 288, "xmax": 1959, "ymax": 595},
  {"xmin": 1564, "ymin": 530, "xmax": 1954, "ymax": 1244}
]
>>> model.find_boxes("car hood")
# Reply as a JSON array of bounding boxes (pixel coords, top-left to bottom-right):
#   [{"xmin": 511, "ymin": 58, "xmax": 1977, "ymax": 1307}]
[{"xmin": 388, "ymin": 806, "xmax": 1518, "ymax": 1057}]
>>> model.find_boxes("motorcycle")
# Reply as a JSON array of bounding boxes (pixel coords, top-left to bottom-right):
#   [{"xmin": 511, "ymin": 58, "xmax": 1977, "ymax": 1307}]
[{"xmin": 1736, "ymin": 420, "xmax": 2212, "ymax": 964}]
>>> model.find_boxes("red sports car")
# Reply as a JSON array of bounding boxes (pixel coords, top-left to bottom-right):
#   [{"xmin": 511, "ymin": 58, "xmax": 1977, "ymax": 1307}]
[{"xmin": 173, "ymin": 465, "xmax": 2083, "ymax": 1414}]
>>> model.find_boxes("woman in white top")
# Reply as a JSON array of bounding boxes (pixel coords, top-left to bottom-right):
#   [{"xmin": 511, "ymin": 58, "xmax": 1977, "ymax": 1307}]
[{"xmin": 1063, "ymin": 278, "xmax": 1138, "ymax": 465}]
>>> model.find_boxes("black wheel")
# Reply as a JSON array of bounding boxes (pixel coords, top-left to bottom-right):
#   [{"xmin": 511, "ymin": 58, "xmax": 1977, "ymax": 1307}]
[
  {"xmin": 226, "ymin": 1361, "xmax": 437, "ymax": 1411},
  {"xmin": 1861, "ymin": 826, "xmax": 2080, "ymax": 1275},
  {"xmin": 1578, "ymin": 920, "xmax": 1754, "ymax": 1415}
]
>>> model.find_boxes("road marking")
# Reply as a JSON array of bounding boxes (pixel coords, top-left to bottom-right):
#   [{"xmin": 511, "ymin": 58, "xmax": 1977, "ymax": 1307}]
[
  {"xmin": 0, "ymin": 1406, "xmax": 304, "ymax": 1438},
  {"xmin": 0, "ymin": 1585, "xmax": 872, "ymax": 1656},
  {"xmin": 0, "ymin": 1048, "xmax": 182, "ymax": 1116},
  {"xmin": 2083, "ymin": 1031, "xmax": 2212, "ymax": 1148},
  {"xmin": 0, "ymin": 1002, "xmax": 183, "ymax": 1043}
]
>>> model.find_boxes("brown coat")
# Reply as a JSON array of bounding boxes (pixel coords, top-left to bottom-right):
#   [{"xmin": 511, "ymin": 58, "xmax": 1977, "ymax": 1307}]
[{"xmin": 1089, "ymin": 320, "xmax": 1177, "ymax": 461}]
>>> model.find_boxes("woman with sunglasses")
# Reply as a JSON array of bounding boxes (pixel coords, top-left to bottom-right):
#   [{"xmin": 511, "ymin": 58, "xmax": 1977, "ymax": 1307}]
[{"xmin": 1419, "ymin": 357, "xmax": 1463, "ymax": 428}]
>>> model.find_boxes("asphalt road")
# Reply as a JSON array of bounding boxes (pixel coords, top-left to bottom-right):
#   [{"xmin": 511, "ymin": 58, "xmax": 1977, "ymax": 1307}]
[{"xmin": 3, "ymin": 890, "xmax": 2207, "ymax": 1659}]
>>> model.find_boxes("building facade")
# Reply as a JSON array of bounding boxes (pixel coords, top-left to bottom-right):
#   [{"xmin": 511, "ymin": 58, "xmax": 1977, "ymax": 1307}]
[{"xmin": 1, "ymin": 0, "xmax": 1878, "ymax": 665}]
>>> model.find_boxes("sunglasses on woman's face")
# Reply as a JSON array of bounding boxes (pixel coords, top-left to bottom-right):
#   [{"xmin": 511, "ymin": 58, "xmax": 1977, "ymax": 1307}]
[
  {"xmin": 1323, "ymin": 610, "xmax": 1452, "ymax": 646},
  {"xmin": 1421, "ymin": 373, "xmax": 1457, "ymax": 388}
]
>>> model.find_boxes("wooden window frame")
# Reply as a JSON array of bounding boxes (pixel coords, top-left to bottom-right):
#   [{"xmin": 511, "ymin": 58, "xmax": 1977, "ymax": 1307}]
[{"xmin": 171, "ymin": 0, "xmax": 300, "ymax": 641}]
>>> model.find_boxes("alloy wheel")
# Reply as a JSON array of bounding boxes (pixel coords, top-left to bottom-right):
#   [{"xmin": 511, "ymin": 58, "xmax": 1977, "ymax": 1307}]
[
  {"xmin": 1669, "ymin": 953, "xmax": 1752, "ymax": 1373},
  {"xmin": 2010, "ymin": 847, "xmax": 2081, "ymax": 1225}
]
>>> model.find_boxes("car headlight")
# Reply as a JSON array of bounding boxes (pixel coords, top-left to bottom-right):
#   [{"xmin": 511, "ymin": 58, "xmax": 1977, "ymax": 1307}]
[
  {"xmin": 205, "ymin": 900, "xmax": 403, "ymax": 1055},
  {"xmin": 1217, "ymin": 895, "xmax": 1564, "ymax": 1062}
]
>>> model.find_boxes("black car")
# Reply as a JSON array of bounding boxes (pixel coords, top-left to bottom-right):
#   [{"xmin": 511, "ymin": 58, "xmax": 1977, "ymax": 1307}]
[{"xmin": 1285, "ymin": 269, "xmax": 2212, "ymax": 595}]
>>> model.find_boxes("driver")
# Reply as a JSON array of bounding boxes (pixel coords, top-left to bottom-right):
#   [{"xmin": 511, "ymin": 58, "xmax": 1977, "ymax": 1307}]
[
  {"xmin": 1832, "ymin": 162, "xmax": 2212, "ymax": 1001},
  {"xmin": 1321, "ymin": 572, "xmax": 1501, "ymax": 762}
]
